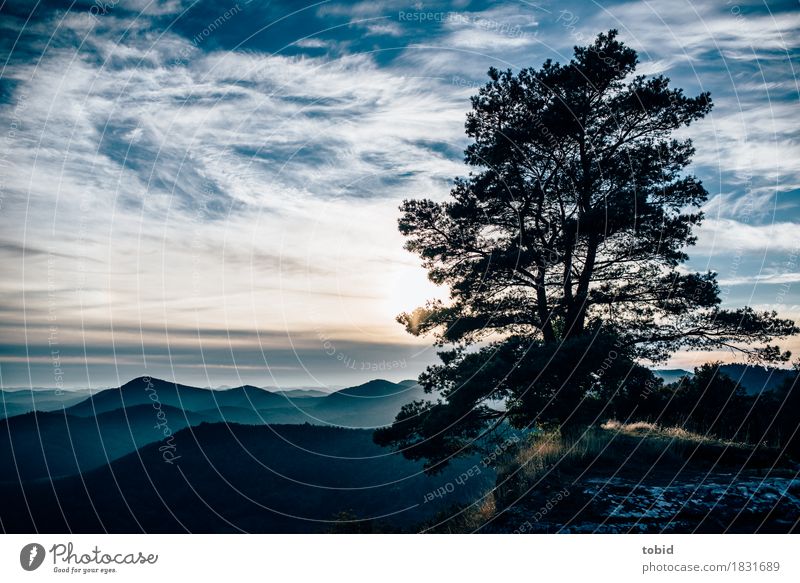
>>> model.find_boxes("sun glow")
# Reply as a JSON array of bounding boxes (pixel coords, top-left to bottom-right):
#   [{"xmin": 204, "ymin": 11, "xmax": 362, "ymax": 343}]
[{"xmin": 383, "ymin": 264, "xmax": 448, "ymax": 325}]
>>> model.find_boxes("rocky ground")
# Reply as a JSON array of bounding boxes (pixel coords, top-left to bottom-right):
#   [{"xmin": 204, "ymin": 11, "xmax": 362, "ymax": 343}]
[
  {"xmin": 484, "ymin": 469, "xmax": 800, "ymax": 533},
  {"xmin": 456, "ymin": 426, "xmax": 800, "ymax": 534}
]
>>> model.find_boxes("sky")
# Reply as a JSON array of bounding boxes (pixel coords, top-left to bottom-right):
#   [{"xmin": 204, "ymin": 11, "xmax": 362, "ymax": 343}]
[{"xmin": 0, "ymin": 0, "xmax": 798, "ymax": 390}]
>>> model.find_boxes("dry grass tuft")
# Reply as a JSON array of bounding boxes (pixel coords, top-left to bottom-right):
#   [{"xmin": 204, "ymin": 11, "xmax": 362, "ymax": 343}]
[
  {"xmin": 513, "ymin": 428, "xmax": 610, "ymax": 486},
  {"xmin": 601, "ymin": 419, "xmax": 745, "ymax": 447}
]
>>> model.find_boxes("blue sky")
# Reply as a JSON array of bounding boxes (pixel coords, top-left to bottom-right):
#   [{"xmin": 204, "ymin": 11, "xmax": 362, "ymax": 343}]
[{"xmin": 0, "ymin": 0, "xmax": 798, "ymax": 389}]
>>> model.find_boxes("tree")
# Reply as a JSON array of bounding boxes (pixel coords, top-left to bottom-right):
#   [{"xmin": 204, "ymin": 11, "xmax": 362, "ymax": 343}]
[
  {"xmin": 660, "ymin": 363, "xmax": 749, "ymax": 436},
  {"xmin": 375, "ymin": 31, "xmax": 798, "ymax": 468}
]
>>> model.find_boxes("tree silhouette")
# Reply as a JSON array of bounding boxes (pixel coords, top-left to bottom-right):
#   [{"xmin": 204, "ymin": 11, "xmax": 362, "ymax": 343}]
[{"xmin": 375, "ymin": 31, "xmax": 798, "ymax": 468}]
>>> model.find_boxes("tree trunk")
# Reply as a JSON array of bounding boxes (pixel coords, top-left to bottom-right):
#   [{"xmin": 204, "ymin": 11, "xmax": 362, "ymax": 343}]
[{"xmin": 565, "ymin": 234, "xmax": 598, "ymax": 339}]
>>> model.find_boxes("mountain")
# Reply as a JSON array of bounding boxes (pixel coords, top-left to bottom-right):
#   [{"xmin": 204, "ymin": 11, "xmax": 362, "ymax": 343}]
[
  {"xmin": 213, "ymin": 385, "xmax": 297, "ymax": 409},
  {"xmin": 0, "ymin": 422, "xmax": 495, "ymax": 533},
  {"xmin": 198, "ymin": 380, "xmax": 429, "ymax": 428},
  {"xmin": 652, "ymin": 369, "xmax": 693, "ymax": 384},
  {"xmin": 5, "ymin": 378, "xmax": 424, "ymax": 426},
  {"xmin": 192, "ymin": 405, "xmax": 308, "ymax": 425},
  {"xmin": 0, "ymin": 402, "xmax": 32, "ymax": 419},
  {"xmin": 270, "ymin": 389, "xmax": 329, "ymax": 398},
  {"xmin": 59, "ymin": 377, "xmax": 428, "ymax": 429},
  {"xmin": 2, "ymin": 376, "xmax": 431, "ymax": 439},
  {"xmin": 0, "ymin": 388, "xmax": 98, "ymax": 419},
  {"xmin": 0, "ymin": 378, "xmax": 433, "ymax": 482},
  {"xmin": 717, "ymin": 364, "xmax": 796, "ymax": 395},
  {"xmin": 65, "ymin": 377, "xmax": 293, "ymax": 417},
  {"xmin": 652, "ymin": 365, "xmax": 795, "ymax": 395},
  {"xmin": 331, "ymin": 379, "xmax": 418, "ymax": 398},
  {"xmin": 294, "ymin": 379, "xmax": 428, "ymax": 428},
  {"xmin": 0, "ymin": 405, "xmax": 205, "ymax": 482}
]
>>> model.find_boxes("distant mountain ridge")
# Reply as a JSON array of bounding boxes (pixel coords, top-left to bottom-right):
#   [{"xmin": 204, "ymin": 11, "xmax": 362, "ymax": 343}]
[
  {"xmin": 653, "ymin": 364, "xmax": 795, "ymax": 395},
  {"xmin": 270, "ymin": 388, "xmax": 329, "ymax": 398},
  {"xmin": 0, "ymin": 387, "xmax": 99, "ymax": 420},
  {"xmin": 0, "ymin": 377, "xmax": 430, "ymax": 481},
  {"xmin": 56, "ymin": 376, "xmax": 427, "ymax": 429},
  {"xmin": 717, "ymin": 364, "xmax": 795, "ymax": 395},
  {"xmin": 4, "ymin": 365, "xmax": 794, "ymax": 422},
  {"xmin": 332, "ymin": 379, "xmax": 419, "ymax": 398},
  {"xmin": 5, "ymin": 364, "xmax": 792, "ymax": 426},
  {"xmin": 652, "ymin": 369, "xmax": 693, "ymax": 385},
  {"xmin": 65, "ymin": 377, "xmax": 289, "ymax": 417}
]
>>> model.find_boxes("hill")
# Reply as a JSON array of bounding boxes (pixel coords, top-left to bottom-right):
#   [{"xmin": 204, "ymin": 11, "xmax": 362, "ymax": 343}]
[
  {"xmin": 59, "ymin": 377, "xmax": 429, "ymax": 429},
  {"xmin": 270, "ymin": 388, "xmax": 329, "ymax": 398},
  {"xmin": 64, "ymin": 377, "xmax": 293, "ymax": 417},
  {"xmin": 296, "ymin": 380, "xmax": 427, "ymax": 428},
  {"xmin": 717, "ymin": 364, "xmax": 795, "ymax": 395},
  {"xmin": 0, "ymin": 388, "xmax": 97, "ymax": 419},
  {"xmin": 331, "ymin": 379, "xmax": 418, "ymax": 398},
  {"xmin": 0, "ymin": 377, "xmax": 433, "ymax": 482},
  {"xmin": 653, "ymin": 364, "xmax": 794, "ymax": 395},
  {"xmin": 0, "ymin": 422, "xmax": 494, "ymax": 533},
  {"xmin": 0, "ymin": 405, "xmax": 204, "ymax": 482},
  {"xmin": 652, "ymin": 368, "xmax": 692, "ymax": 384}
]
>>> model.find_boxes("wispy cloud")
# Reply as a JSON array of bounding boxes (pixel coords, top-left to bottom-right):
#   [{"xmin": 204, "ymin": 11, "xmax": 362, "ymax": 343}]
[
  {"xmin": 694, "ymin": 219, "xmax": 800, "ymax": 255},
  {"xmin": 1, "ymin": 0, "xmax": 798, "ymax": 386}
]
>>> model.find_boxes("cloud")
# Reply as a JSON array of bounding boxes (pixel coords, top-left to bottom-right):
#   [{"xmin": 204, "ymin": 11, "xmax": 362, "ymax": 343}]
[
  {"xmin": 294, "ymin": 38, "xmax": 334, "ymax": 48},
  {"xmin": 693, "ymin": 219, "xmax": 800, "ymax": 255},
  {"xmin": 361, "ymin": 21, "xmax": 405, "ymax": 37},
  {"xmin": 717, "ymin": 273, "xmax": 800, "ymax": 286},
  {"xmin": 593, "ymin": 0, "xmax": 800, "ymax": 59},
  {"xmin": 1, "ymin": 0, "xmax": 798, "ymax": 385}
]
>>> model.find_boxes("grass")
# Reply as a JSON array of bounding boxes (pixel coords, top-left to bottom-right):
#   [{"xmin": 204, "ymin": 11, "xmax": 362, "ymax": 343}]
[
  {"xmin": 510, "ymin": 420, "xmax": 755, "ymax": 488},
  {"xmin": 425, "ymin": 419, "xmax": 779, "ymax": 532},
  {"xmin": 600, "ymin": 420, "xmax": 746, "ymax": 447}
]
